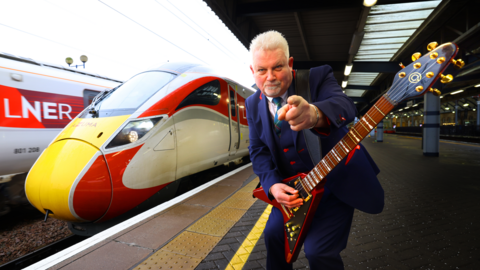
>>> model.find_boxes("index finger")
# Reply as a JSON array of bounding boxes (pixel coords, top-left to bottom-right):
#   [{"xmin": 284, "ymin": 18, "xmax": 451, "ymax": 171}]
[{"xmin": 287, "ymin": 95, "xmax": 302, "ymax": 106}]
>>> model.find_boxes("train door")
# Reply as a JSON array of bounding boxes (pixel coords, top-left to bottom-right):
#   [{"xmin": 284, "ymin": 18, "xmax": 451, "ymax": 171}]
[{"xmin": 228, "ymin": 84, "xmax": 240, "ymax": 156}]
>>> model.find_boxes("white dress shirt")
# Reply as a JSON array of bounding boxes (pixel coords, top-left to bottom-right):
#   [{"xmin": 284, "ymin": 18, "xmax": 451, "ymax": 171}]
[{"xmin": 266, "ymin": 91, "xmax": 289, "ymax": 119}]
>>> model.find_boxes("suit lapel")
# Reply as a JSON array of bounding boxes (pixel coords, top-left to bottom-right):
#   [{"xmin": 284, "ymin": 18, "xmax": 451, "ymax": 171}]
[{"xmin": 259, "ymin": 93, "xmax": 278, "ymax": 161}]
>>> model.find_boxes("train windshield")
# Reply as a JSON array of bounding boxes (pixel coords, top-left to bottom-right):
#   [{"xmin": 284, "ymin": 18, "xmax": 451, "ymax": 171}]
[{"xmin": 84, "ymin": 71, "xmax": 176, "ymax": 118}]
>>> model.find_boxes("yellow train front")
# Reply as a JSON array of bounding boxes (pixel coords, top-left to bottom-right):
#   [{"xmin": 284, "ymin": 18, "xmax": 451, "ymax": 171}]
[{"xmin": 25, "ymin": 62, "xmax": 254, "ymax": 235}]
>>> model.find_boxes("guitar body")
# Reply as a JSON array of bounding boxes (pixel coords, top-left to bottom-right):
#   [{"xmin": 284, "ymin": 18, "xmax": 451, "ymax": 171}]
[{"xmin": 253, "ymin": 173, "xmax": 326, "ymax": 263}]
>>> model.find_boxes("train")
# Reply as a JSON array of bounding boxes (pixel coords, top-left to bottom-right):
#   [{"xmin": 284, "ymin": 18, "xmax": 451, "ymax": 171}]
[
  {"xmin": 0, "ymin": 52, "xmax": 122, "ymax": 216},
  {"xmin": 23, "ymin": 62, "xmax": 255, "ymax": 235}
]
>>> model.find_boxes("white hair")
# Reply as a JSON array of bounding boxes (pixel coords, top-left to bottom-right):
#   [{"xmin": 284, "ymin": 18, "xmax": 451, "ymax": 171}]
[{"xmin": 250, "ymin": 30, "xmax": 289, "ymax": 62}]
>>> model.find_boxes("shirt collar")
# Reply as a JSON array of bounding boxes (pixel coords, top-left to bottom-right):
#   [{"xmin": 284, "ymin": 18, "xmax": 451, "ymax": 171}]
[{"xmin": 266, "ymin": 90, "xmax": 289, "ymax": 104}]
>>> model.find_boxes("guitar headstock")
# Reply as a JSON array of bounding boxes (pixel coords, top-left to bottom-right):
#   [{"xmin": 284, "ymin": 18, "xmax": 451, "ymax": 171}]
[{"xmin": 385, "ymin": 42, "xmax": 461, "ymax": 105}]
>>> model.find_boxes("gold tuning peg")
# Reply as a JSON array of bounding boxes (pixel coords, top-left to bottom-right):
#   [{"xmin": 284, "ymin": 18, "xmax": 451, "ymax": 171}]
[
  {"xmin": 411, "ymin": 52, "xmax": 422, "ymax": 61},
  {"xmin": 427, "ymin": 42, "xmax": 438, "ymax": 51},
  {"xmin": 452, "ymin": 59, "xmax": 465, "ymax": 69},
  {"xmin": 440, "ymin": 74, "xmax": 453, "ymax": 84},
  {"xmin": 429, "ymin": 88, "xmax": 441, "ymax": 96}
]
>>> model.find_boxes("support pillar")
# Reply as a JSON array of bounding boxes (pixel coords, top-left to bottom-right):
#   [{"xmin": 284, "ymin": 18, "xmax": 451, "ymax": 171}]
[
  {"xmin": 455, "ymin": 100, "xmax": 459, "ymax": 125},
  {"xmin": 423, "ymin": 92, "xmax": 440, "ymax": 157},
  {"xmin": 376, "ymin": 120, "xmax": 384, "ymax": 142},
  {"xmin": 477, "ymin": 98, "xmax": 479, "ymax": 126}
]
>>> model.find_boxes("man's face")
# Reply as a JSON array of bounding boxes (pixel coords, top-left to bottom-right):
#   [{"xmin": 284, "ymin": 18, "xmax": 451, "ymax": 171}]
[{"xmin": 250, "ymin": 48, "xmax": 294, "ymax": 98}]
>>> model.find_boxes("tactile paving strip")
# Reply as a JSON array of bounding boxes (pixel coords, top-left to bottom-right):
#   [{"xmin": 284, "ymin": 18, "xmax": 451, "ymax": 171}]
[
  {"xmin": 135, "ymin": 250, "xmax": 200, "ymax": 270},
  {"xmin": 187, "ymin": 217, "xmax": 236, "ymax": 237},
  {"xmin": 134, "ymin": 176, "xmax": 260, "ymax": 270},
  {"xmin": 162, "ymin": 231, "xmax": 220, "ymax": 257}
]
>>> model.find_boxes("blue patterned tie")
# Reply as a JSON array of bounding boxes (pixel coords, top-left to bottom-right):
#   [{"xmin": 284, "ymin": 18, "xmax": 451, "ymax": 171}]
[{"xmin": 273, "ymin": 97, "xmax": 283, "ymax": 137}]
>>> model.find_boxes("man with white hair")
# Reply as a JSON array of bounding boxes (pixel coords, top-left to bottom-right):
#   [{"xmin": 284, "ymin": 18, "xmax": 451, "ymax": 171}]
[{"xmin": 246, "ymin": 30, "xmax": 384, "ymax": 269}]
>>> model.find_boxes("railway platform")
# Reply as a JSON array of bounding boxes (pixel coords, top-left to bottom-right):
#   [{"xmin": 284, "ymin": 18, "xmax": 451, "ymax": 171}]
[{"xmin": 26, "ymin": 134, "xmax": 480, "ymax": 270}]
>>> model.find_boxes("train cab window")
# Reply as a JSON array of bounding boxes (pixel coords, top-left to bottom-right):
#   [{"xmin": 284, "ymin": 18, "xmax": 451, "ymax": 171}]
[
  {"xmin": 82, "ymin": 71, "xmax": 176, "ymax": 118},
  {"xmin": 176, "ymin": 80, "xmax": 221, "ymax": 110},
  {"xmin": 83, "ymin": 90, "xmax": 100, "ymax": 108}
]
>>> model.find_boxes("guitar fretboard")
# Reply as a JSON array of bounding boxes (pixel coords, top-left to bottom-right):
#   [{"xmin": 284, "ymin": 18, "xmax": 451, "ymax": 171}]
[{"xmin": 299, "ymin": 95, "xmax": 394, "ymax": 193}]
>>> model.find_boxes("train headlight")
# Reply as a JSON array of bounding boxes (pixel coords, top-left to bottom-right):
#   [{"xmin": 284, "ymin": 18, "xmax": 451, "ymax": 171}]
[{"xmin": 106, "ymin": 117, "xmax": 162, "ymax": 148}]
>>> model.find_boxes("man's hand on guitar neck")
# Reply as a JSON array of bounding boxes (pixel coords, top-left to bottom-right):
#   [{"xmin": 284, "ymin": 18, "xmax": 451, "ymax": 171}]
[{"xmin": 270, "ymin": 183, "xmax": 304, "ymax": 208}]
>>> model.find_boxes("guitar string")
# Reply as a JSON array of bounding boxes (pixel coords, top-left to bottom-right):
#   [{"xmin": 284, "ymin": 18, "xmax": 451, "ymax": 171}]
[{"xmin": 303, "ymin": 55, "xmax": 451, "ymax": 191}]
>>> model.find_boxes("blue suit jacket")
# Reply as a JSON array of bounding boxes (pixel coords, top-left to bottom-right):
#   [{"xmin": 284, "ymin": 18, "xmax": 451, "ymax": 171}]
[{"xmin": 246, "ymin": 65, "xmax": 384, "ymax": 214}]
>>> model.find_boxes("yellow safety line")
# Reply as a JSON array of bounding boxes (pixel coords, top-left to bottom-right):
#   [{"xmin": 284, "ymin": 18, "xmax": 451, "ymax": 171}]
[
  {"xmin": 226, "ymin": 205, "xmax": 272, "ymax": 270},
  {"xmin": 134, "ymin": 179, "xmax": 259, "ymax": 270}
]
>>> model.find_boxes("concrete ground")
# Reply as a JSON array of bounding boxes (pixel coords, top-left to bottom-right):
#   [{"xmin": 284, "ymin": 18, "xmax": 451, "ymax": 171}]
[{"xmin": 197, "ymin": 134, "xmax": 480, "ymax": 270}]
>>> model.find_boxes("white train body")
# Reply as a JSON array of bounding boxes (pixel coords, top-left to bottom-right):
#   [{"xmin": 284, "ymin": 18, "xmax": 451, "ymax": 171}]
[
  {"xmin": 25, "ymin": 62, "xmax": 255, "ymax": 225},
  {"xmin": 0, "ymin": 53, "xmax": 121, "ymax": 176}
]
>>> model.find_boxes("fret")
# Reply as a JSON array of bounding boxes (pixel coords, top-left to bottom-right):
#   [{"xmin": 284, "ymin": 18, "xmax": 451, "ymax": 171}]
[
  {"xmin": 340, "ymin": 139, "xmax": 351, "ymax": 151},
  {"xmin": 304, "ymin": 177, "xmax": 312, "ymax": 190},
  {"xmin": 322, "ymin": 160, "xmax": 331, "ymax": 172},
  {"xmin": 320, "ymin": 162, "xmax": 328, "ymax": 176},
  {"xmin": 312, "ymin": 173, "xmax": 320, "ymax": 183},
  {"xmin": 332, "ymin": 148, "xmax": 341, "ymax": 162},
  {"xmin": 318, "ymin": 165, "xmax": 327, "ymax": 177},
  {"xmin": 349, "ymin": 131, "xmax": 360, "ymax": 143},
  {"xmin": 366, "ymin": 114, "xmax": 377, "ymax": 125},
  {"xmin": 314, "ymin": 167, "xmax": 323, "ymax": 179},
  {"xmin": 326, "ymin": 154, "xmax": 335, "ymax": 168},
  {"xmin": 307, "ymin": 174, "xmax": 315, "ymax": 187},
  {"xmin": 358, "ymin": 121, "xmax": 369, "ymax": 132},
  {"xmin": 347, "ymin": 132, "xmax": 356, "ymax": 143},
  {"xmin": 352, "ymin": 128, "xmax": 363, "ymax": 139},
  {"xmin": 362, "ymin": 117, "xmax": 373, "ymax": 129},
  {"xmin": 308, "ymin": 174, "xmax": 318, "ymax": 185},
  {"xmin": 373, "ymin": 105, "xmax": 385, "ymax": 116},
  {"xmin": 337, "ymin": 143, "xmax": 347, "ymax": 156}
]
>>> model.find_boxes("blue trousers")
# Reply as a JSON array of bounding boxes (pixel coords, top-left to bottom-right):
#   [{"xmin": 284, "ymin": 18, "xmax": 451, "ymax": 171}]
[{"xmin": 264, "ymin": 194, "xmax": 354, "ymax": 270}]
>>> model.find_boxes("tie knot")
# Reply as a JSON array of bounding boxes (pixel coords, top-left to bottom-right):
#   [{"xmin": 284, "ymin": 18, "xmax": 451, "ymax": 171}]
[{"xmin": 272, "ymin": 97, "xmax": 282, "ymax": 107}]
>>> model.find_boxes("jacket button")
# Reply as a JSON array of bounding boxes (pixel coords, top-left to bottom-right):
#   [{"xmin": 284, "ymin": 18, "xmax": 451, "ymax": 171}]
[
  {"xmin": 290, "ymin": 161, "xmax": 296, "ymax": 165},
  {"xmin": 284, "ymin": 148, "xmax": 289, "ymax": 152}
]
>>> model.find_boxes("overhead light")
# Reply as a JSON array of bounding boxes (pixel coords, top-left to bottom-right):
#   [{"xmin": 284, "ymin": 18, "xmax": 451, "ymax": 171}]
[
  {"xmin": 415, "ymin": 112, "xmax": 418, "ymax": 114},
  {"xmin": 413, "ymin": 104, "xmax": 418, "ymax": 107},
  {"xmin": 405, "ymin": 107, "xmax": 409, "ymax": 109},
  {"xmin": 399, "ymin": 109, "xmax": 403, "ymax": 111},
  {"xmin": 445, "ymin": 107, "xmax": 450, "ymax": 110},
  {"xmin": 464, "ymin": 103, "xmax": 469, "ymax": 107},
  {"xmin": 450, "ymin": 90, "xmax": 464, "ymax": 95},
  {"xmin": 390, "ymin": 112, "xmax": 393, "ymax": 114},
  {"xmin": 342, "ymin": 81, "xmax": 348, "ymax": 88},
  {"xmin": 440, "ymin": 96, "xmax": 444, "ymax": 99},
  {"xmin": 363, "ymin": 0, "xmax": 377, "ymax": 7},
  {"xmin": 385, "ymin": 117, "xmax": 388, "ymax": 119},
  {"xmin": 475, "ymin": 84, "xmax": 480, "ymax": 87},
  {"xmin": 453, "ymin": 111, "xmax": 455, "ymax": 114},
  {"xmin": 474, "ymin": 109, "xmax": 477, "ymax": 111},
  {"xmin": 343, "ymin": 90, "xmax": 345, "ymax": 93},
  {"xmin": 421, "ymin": 114, "xmax": 423, "ymax": 116},
  {"xmin": 344, "ymin": 65, "xmax": 353, "ymax": 76},
  {"xmin": 404, "ymin": 114, "xmax": 407, "ymax": 116}
]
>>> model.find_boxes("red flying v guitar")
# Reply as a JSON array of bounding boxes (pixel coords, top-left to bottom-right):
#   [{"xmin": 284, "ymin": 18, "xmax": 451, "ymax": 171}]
[{"xmin": 253, "ymin": 42, "xmax": 464, "ymax": 263}]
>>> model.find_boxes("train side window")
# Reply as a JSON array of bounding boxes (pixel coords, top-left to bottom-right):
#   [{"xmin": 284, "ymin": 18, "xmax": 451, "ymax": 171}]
[
  {"xmin": 83, "ymin": 90, "xmax": 100, "ymax": 108},
  {"xmin": 176, "ymin": 80, "xmax": 221, "ymax": 110},
  {"xmin": 230, "ymin": 90, "xmax": 236, "ymax": 117}
]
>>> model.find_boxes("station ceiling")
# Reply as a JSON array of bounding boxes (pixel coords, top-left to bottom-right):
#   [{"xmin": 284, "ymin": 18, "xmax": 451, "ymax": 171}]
[{"xmin": 205, "ymin": 0, "xmax": 480, "ymax": 114}]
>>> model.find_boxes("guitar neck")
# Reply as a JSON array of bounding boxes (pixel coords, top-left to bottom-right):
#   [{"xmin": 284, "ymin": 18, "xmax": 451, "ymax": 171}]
[{"xmin": 298, "ymin": 95, "xmax": 395, "ymax": 193}]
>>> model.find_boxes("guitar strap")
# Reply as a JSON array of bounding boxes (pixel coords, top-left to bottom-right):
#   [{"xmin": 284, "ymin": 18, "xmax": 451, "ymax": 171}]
[{"xmin": 295, "ymin": 69, "xmax": 323, "ymax": 165}]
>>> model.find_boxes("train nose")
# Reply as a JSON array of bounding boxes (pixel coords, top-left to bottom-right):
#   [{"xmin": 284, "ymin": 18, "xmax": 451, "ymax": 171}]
[{"xmin": 25, "ymin": 139, "xmax": 112, "ymax": 222}]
